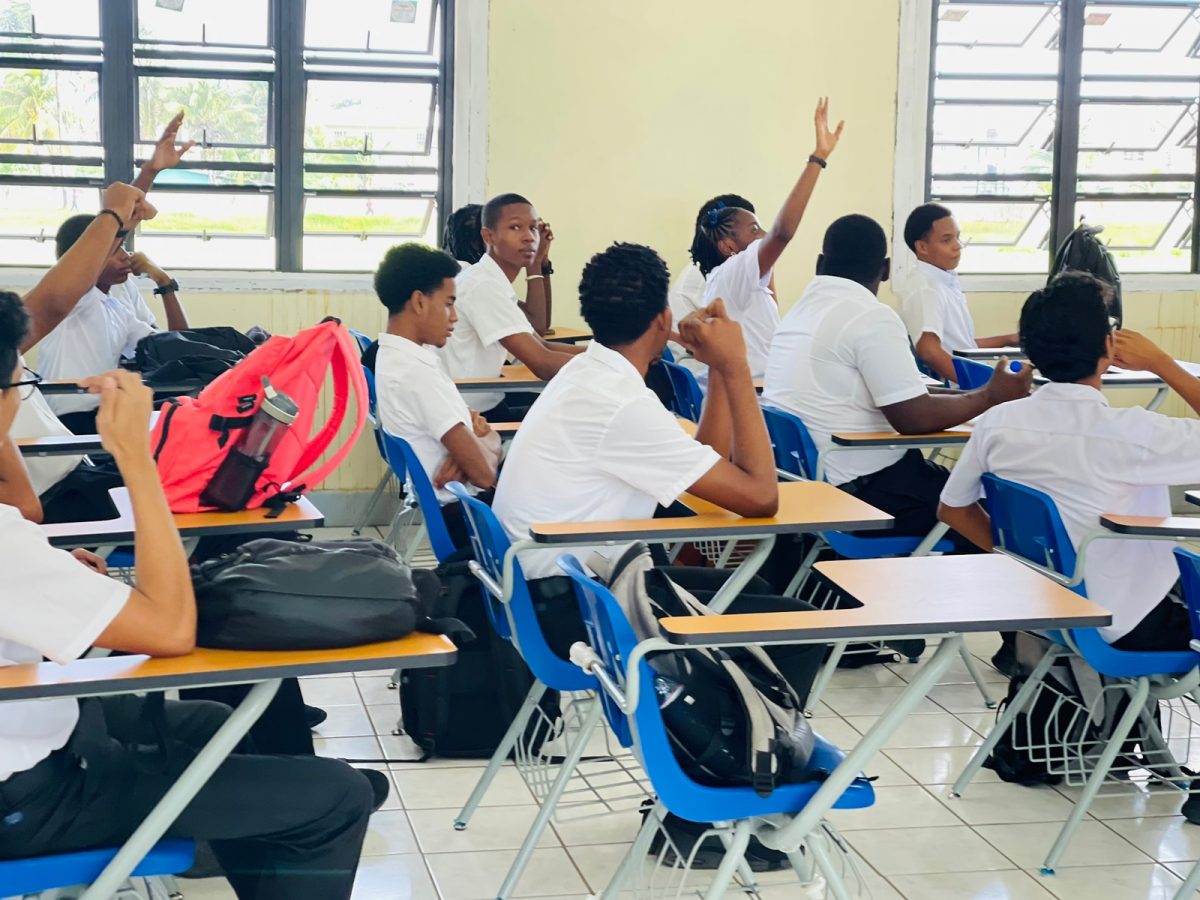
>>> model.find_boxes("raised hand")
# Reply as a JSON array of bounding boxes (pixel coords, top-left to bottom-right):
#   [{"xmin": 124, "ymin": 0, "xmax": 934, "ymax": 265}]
[
  {"xmin": 677, "ymin": 299, "xmax": 749, "ymax": 375},
  {"xmin": 532, "ymin": 219, "xmax": 554, "ymax": 272},
  {"xmin": 100, "ymin": 182, "xmax": 144, "ymax": 225},
  {"xmin": 146, "ymin": 111, "xmax": 197, "ymax": 173},
  {"xmin": 813, "ymin": 97, "xmax": 845, "ymax": 160},
  {"xmin": 1113, "ymin": 329, "xmax": 1171, "ymax": 374},
  {"xmin": 82, "ymin": 370, "xmax": 154, "ymax": 463}
]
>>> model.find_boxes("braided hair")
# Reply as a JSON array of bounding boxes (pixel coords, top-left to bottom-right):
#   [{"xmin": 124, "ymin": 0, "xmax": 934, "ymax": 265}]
[
  {"xmin": 689, "ymin": 194, "xmax": 755, "ymax": 277},
  {"xmin": 442, "ymin": 204, "xmax": 486, "ymax": 264}
]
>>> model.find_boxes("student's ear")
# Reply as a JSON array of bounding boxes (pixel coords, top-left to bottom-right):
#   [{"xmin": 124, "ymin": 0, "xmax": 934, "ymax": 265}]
[
  {"xmin": 881, "ymin": 258, "xmax": 892, "ymax": 284},
  {"xmin": 717, "ymin": 237, "xmax": 737, "ymax": 259},
  {"xmin": 479, "ymin": 225, "xmax": 495, "ymax": 252},
  {"xmin": 815, "ymin": 253, "xmax": 825, "ymax": 276},
  {"xmin": 408, "ymin": 289, "xmax": 427, "ymax": 314}
]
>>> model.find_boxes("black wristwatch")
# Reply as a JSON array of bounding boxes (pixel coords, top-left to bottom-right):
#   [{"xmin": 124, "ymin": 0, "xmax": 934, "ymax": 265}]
[
  {"xmin": 153, "ymin": 278, "xmax": 180, "ymax": 296},
  {"xmin": 541, "ymin": 261, "xmax": 554, "ymax": 276}
]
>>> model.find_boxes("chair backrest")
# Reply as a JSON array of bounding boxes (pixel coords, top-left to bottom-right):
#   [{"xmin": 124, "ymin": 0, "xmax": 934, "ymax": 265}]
[
  {"xmin": 362, "ymin": 364, "xmax": 396, "ymax": 469},
  {"xmin": 1174, "ymin": 547, "xmax": 1200, "ymax": 642},
  {"xmin": 662, "ymin": 360, "xmax": 704, "ymax": 421},
  {"xmin": 445, "ymin": 482, "xmax": 594, "ymax": 690},
  {"xmin": 660, "ymin": 345, "xmax": 675, "ymax": 364},
  {"xmin": 348, "ymin": 328, "xmax": 373, "ymax": 356},
  {"xmin": 980, "ymin": 473, "xmax": 1079, "ymax": 588},
  {"xmin": 760, "ymin": 406, "xmax": 818, "ymax": 480},
  {"xmin": 952, "ymin": 356, "xmax": 994, "ymax": 390},
  {"xmin": 380, "ymin": 431, "xmax": 456, "ymax": 563}
]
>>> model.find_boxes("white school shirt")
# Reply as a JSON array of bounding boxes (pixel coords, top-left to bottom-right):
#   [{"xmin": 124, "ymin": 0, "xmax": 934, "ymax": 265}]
[
  {"xmin": 667, "ymin": 262, "xmax": 706, "ymax": 358},
  {"xmin": 39, "ymin": 279, "xmax": 159, "ymax": 416},
  {"xmin": 941, "ymin": 382, "xmax": 1200, "ymax": 642},
  {"xmin": 10, "ymin": 356, "xmax": 82, "ymax": 495},
  {"xmin": 0, "ymin": 503, "xmax": 129, "ymax": 781},
  {"xmin": 492, "ymin": 341, "xmax": 721, "ymax": 580},
  {"xmin": 762, "ymin": 275, "xmax": 929, "ymax": 486},
  {"xmin": 375, "ymin": 332, "xmax": 481, "ymax": 505},
  {"xmin": 439, "ymin": 253, "xmax": 534, "ymax": 413},
  {"xmin": 700, "ymin": 239, "xmax": 779, "ymax": 378},
  {"xmin": 898, "ymin": 260, "xmax": 978, "ymax": 354}
]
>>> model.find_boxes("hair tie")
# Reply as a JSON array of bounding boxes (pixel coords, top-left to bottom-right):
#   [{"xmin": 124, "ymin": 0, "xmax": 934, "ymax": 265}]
[{"xmin": 706, "ymin": 202, "xmax": 726, "ymax": 228}]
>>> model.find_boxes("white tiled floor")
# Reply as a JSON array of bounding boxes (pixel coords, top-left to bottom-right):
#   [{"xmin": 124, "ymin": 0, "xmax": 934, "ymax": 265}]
[{"xmin": 175, "ymin": 530, "xmax": 1200, "ymax": 898}]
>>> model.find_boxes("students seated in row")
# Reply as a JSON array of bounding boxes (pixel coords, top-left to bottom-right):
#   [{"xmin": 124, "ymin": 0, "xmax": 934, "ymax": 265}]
[
  {"xmin": 31, "ymin": 113, "xmax": 195, "ymax": 435},
  {"xmin": 439, "ymin": 194, "xmax": 580, "ymax": 420},
  {"xmin": 940, "ymin": 273, "xmax": 1200, "ymax": 652},
  {"xmin": 0, "ymin": 293, "xmax": 384, "ymax": 899},
  {"xmin": 373, "ymin": 243, "xmax": 501, "ymax": 551},
  {"xmin": 442, "ymin": 202, "xmax": 556, "ymax": 336},
  {"xmin": 688, "ymin": 99, "xmax": 843, "ymax": 379},
  {"xmin": 899, "ymin": 203, "xmax": 1018, "ymax": 383},
  {"xmin": 493, "ymin": 242, "xmax": 824, "ymax": 704},
  {"xmin": 762, "ymin": 214, "xmax": 1030, "ymax": 545}
]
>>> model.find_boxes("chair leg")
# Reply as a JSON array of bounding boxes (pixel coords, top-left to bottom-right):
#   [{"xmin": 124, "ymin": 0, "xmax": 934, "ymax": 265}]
[
  {"xmin": 353, "ymin": 472, "xmax": 393, "ymax": 535},
  {"xmin": 496, "ymin": 699, "xmax": 604, "ymax": 899},
  {"xmin": 953, "ymin": 645, "xmax": 1061, "ymax": 797},
  {"xmin": 804, "ymin": 642, "xmax": 847, "ymax": 717},
  {"xmin": 1137, "ymin": 699, "xmax": 1188, "ymax": 785},
  {"xmin": 718, "ymin": 824, "xmax": 760, "ymax": 895},
  {"xmin": 1173, "ymin": 858, "xmax": 1200, "ymax": 899},
  {"xmin": 455, "ymin": 681, "xmax": 549, "ymax": 830},
  {"xmin": 806, "ymin": 830, "xmax": 854, "ymax": 900},
  {"xmin": 957, "ymin": 643, "xmax": 996, "ymax": 709},
  {"xmin": 699, "ymin": 819, "xmax": 752, "ymax": 900},
  {"xmin": 1041, "ymin": 676, "xmax": 1151, "ymax": 874},
  {"xmin": 601, "ymin": 800, "xmax": 663, "ymax": 900}
]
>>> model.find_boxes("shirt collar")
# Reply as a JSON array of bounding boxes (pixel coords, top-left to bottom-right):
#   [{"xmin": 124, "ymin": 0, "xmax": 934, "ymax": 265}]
[
  {"xmin": 472, "ymin": 252, "xmax": 516, "ymax": 288},
  {"xmin": 1032, "ymin": 380, "xmax": 1110, "ymax": 407},
  {"xmin": 584, "ymin": 340, "xmax": 643, "ymax": 381},
  {"xmin": 915, "ymin": 259, "xmax": 960, "ymax": 289},
  {"xmin": 803, "ymin": 274, "xmax": 881, "ymax": 307},
  {"xmin": 377, "ymin": 332, "xmax": 440, "ymax": 367}
]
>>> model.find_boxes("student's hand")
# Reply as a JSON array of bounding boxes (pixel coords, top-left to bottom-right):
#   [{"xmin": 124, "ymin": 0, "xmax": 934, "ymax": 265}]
[
  {"xmin": 70, "ymin": 548, "xmax": 109, "ymax": 575},
  {"xmin": 100, "ymin": 183, "xmax": 144, "ymax": 225},
  {"xmin": 678, "ymin": 299, "xmax": 749, "ymax": 375},
  {"xmin": 432, "ymin": 457, "xmax": 466, "ymax": 490},
  {"xmin": 813, "ymin": 97, "xmax": 845, "ymax": 161},
  {"xmin": 129, "ymin": 252, "xmax": 171, "ymax": 288},
  {"xmin": 532, "ymin": 220, "xmax": 554, "ymax": 272},
  {"xmin": 145, "ymin": 111, "xmax": 197, "ymax": 173},
  {"xmin": 1113, "ymin": 329, "xmax": 1172, "ymax": 374},
  {"xmin": 982, "ymin": 357, "xmax": 1033, "ymax": 405},
  {"xmin": 469, "ymin": 409, "xmax": 493, "ymax": 438},
  {"xmin": 83, "ymin": 370, "xmax": 154, "ymax": 464}
]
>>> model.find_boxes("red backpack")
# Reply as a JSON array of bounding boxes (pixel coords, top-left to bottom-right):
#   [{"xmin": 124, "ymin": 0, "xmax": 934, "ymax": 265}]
[{"xmin": 151, "ymin": 320, "xmax": 368, "ymax": 513}]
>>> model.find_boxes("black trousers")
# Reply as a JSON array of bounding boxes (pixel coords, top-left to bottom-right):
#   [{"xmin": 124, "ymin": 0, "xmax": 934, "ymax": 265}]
[
  {"xmin": 479, "ymin": 392, "xmax": 540, "ymax": 423},
  {"xmin": 528, "ymin": 566, "xmax": 827, "ymax": 708},
  {"xmin": 58, "ymin": 409, "xmax": 100, "ymax": 436},
  {"xmin": 38, "ymin": 460, "xmax": 123, "ymax": 524},
  {"xmin": 840, "ymin": 449, "xmax": 980, "ymax": 553},
  {"xmin": 1112, "ymin": 592, "xmax": 1192, "ymax": 652},
  {"xmin": 0, "ymin": 695, "xmax": 372, "ymax": 900},
  {"xmin": 440, "ymin": 488, "xmax": 496, "ymax": 556}
]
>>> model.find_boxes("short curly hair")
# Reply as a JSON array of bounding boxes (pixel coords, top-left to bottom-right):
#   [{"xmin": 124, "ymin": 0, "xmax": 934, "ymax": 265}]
[
  {"xmin": 374, "ymin": 243, "xmax": 461, "ymax": 316},
  {"xmin": 0, "ymin": 290, "xmax": 29, "ymax": 387},
  {"xmin": 579, "ymin": 242, "xmax": 670, "ymax": 347},
  {"xmin": 1020, "ymin": 272, "xmax": 1114, "ymax": 383}
]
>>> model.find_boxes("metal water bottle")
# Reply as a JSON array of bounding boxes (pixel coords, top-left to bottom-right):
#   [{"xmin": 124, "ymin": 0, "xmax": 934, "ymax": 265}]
[{"xmin": 200, "ymin": 377, "xmax": 300, "ymax": 510}]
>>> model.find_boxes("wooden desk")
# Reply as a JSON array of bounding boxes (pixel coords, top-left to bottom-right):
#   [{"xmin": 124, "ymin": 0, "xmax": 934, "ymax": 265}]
[
  {"xmin": 491, "ymin": 421, "xmax": 521, "ymax": 436},
  {"xmin": 659, "ymin": 554, "xmax": 1110, "ymax": 645},
  {"xmin": 529, "ymin": 481, "xmax": 893, "ymax": 545},
  {"xmin": 39, "ymin": 378, "xmax": 202, "ymax": 397},
  {"xmin": 830, "ymin": 428, "xmax": 971, "ymax": 449},
  {"xmin": 41, "ymin": 488, "xmax": 325, "ymax": 549},
  {"xmin": 954, "ymin": 346, "xmax": 1026, "ymax": 362},
  {"xmin": 1187, "ymin": 490, "xmax": 1200, "ymax": 508},
  {"xmin": 542, "ymin": 326, "xmax": 591, "ymax": 344},
  {"xmin": 455, "ymin": 364, "xmax": 548, "ymax": 395},
  {"xmin": 0, "ymin": 634, "xmax": 455, "ymax": 898},
  {"xmin": 1100, "ymin": 513, "xmax": 1200, "ymax": 538},
  {"xmin": 17, "ymin": 434, "xmax": 103, "ymax": 456}
]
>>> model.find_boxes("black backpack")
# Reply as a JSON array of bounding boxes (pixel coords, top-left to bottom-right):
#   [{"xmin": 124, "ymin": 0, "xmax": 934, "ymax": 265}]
[
  {"xmin": 400, "ymin": 555, "xmax": 561, "ymax": 759},
  {"xmin": 131, "ymin": 326, "xmax": 259, "ymax": 389},
  {"xmin": 1050, "ymin": 222, "xmax": 1123, "ymax": 326}
]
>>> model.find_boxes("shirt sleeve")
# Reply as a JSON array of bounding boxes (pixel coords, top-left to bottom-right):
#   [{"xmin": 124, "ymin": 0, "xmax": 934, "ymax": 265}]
[
  {"xmin": 461, "ymin": 282, "xmax": 535, "ymax": 347},
  {"xmin": 0, "ymin": 510, "xmax": 130, "ymax": 664},
  {"xmin": 852, "ymin": 307, "xmax": 931, "ymax": 408},
  {"xmin": 1121, "ymin": 411, "xmax": 1200, "ymax": 487},
  {"xmin": 597, "ymin": 398, "xmax": 721, "ymax": 507},
  {"xmin": 908, "ymin": 285, "xmax": 946, "ymax": 342},
  {"xmin": 940, "ymin": 430, "xmax": 988, "ymax": 508},
  {"xmin": 409, "ymin": 373, "xmax": 473, "ymax": 443}
]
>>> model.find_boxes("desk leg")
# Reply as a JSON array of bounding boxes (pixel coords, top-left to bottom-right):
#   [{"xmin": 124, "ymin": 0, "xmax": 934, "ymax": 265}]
[
  {"xmin": 763, "ymin": 635, "xmax": 963, "ymax": 850},
  {"xmin": 79, "ymin": 678, "xmax": 282, "ymax": 900},
  {"xmin": 1173, "ymin": 859, "xmax": 1200, "ymax": 899},
  {"xmin": 1147, "ymin": 387, "xmax": 1168, "ymax": 412},
  {"xmin": 706, "ymin": 536, "xmax": 776, "ymax": 614}
]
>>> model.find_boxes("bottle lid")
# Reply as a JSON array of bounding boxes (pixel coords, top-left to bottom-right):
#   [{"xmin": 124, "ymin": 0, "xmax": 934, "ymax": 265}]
[{"xmin": 260, "ymin": 376, "xmax": 299, "ymax": 425}]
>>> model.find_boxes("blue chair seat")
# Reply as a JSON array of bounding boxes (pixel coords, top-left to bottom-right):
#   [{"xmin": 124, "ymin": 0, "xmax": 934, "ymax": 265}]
[
  {"xmin": 0, "ymin": 840, "xmax": 194, "ymax": 896},
  {"xmin": 826, "ymin": 532, "xmax": 956, "ymax": 558}
]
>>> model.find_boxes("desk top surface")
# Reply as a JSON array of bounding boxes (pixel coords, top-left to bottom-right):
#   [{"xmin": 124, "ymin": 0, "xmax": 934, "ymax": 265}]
[
  {"xmin": 953, "ymin": 347, "xmax": 1026, "ymax": 361},
  {"xmin": 1100, "ymin": 513, "xmax": 1200, "ymax": 537},
  {"xmin": 39, "ymin": 378, "xmax": 202, "ymax": 396},
  {"xmin": 0, "ymin": 634, "xmax": 457, "ymax": 702},
  {"xmin": 454, "ymin": 364, "xmax": 547, "ymax": 390},
  {"xmin": 1187, "ymin": 491, "xmax": 1200, "ymax": 508},
  {"xmin": 831, "ymin": 428, "xmax": 971, "ymax": 447},
  {"xmin": 41, "ymin": 488, "xmax": 324, "ymax": 546},
  {"xmin": 529, "ymin": 480, "xmax": 892, "ymax": 544},
  {"xmin": 659, "ymin": 554, "xmax": 1111, "ymax": 644},
  {"xmin": 542, "ymin": 326, "xmax": 591, "ymax": 343},
  {"xmin": 16, "ymin": 434, "xmax": 103, "ymax": 456}
]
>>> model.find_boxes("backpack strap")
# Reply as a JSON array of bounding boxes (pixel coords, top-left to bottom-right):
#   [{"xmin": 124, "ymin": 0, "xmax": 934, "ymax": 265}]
[{"xmin": 283, "ymin": 325, "xmax": 368, "ymax": 492}]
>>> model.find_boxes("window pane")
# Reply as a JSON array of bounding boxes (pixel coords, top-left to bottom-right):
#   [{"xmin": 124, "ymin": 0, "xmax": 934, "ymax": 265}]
[
  {"xmin": 0, "ymin": 185, "xmax": 99, "ymax": 265},
  {"xmin": 0, "ymin": 68, "xmax": 101, "ymax": 144},
  {"xmin": 304, "ymin": 0, "xmax": 436, "ymax": 54},
  {"xmin": 930, "ymin": 199, "xmax": 1053, "ymax": 273},
  {"xmin": 1074, "ymin": 195, "xmax": 1192, "ymax": 273},
  {"xmin": 138, "ymin": 76, "xmax": 270, "ymax": 147},
  {"xmin": 0, "ymin": 0, "xmax": 99, "ymax": 38},
  {"xmin": 136, "ymin": 191, "xmax": 274, "ymax": 269},
  {"xmin": 303, "ymin": 197, "xmax": 436, "ymax": 271},
  {"xmin": 302, "ymin": 167, "xmax": 436, "ymax": 193},
  {"xmin": 1083, "ymin": 2, "xmax": 1200, "ymax": 53},
  {"xmin": 305, "ymin": 80, "xmax": 434, "ymax": 158},
  {"xmin": 136, "ymin": 0, "xmax": 269, "ymax": 47},
  {"xmin": 935, "ymin": 2, "xmax": 1061, "ymax": 77}
]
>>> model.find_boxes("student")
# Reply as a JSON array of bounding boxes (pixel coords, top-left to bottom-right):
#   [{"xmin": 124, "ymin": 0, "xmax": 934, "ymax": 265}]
[
  {"xmin": 761, "ymin": 214, "xmax": 1031, "ymax": 545},
  {"xmin": 899, "ymin": 203, "xmax": 1019, "ymax": 383},
  {"xmin": 671, "ymin": 194, "xmax": 757, "ymax": 326},
  {"xmin": 374, "ymin": 242, "xmax": 501, "ymax": 551},
  {"xmin": 690, "ymin": 99, "xmax": 843, "ymax": 378},
  {"xmin": 940, "ymin": 272, "xmax": 1200, "ymax": 652},
  {"xmin": 493, "ymin": 242, "xmax": 824, "ymax": 704},
  {"xmin": 0, "ymin": 294, "xmax": 385, "ymax": 899},
  {"xmin": 442, "ymin": 201, "xmax": 557, "ymax": 338}
]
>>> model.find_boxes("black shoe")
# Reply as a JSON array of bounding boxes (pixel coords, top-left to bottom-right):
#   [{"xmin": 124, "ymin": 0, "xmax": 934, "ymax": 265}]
[
  {"xmin": 178, "ymin": 840, "xmax": 225, "ymax": 879},
  {"xmin": 885, "ymin": 638, "xmax": 926, "ymax": 662},
  {"xmin": 835, "ymin": 643, "xmax": 897, "ymax": 669},
  {"xmin": 991, "ymin": 644, "xmax": 1019, "ymax": 679},
  {"xmin": 305, "ymin": 704, "xmax": 328, "ymax": 730},
  {"xmin": 647, "ymin": 810, "xmax": 788, "ymax": 872},
  {"xmin": 360, "ymin": 767, "xmax": 392, "ymax": 813}
]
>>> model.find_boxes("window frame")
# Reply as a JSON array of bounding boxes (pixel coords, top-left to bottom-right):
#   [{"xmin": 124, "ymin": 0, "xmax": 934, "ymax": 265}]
[{"xmin": 897, "ymin": 0, "xmax": 1200, "ymax": 291}]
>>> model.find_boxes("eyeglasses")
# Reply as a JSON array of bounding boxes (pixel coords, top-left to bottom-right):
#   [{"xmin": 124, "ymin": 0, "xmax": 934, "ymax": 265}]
[{"xmin": 0, "ymin": 366, "xmax": 42, "ymax": 401}]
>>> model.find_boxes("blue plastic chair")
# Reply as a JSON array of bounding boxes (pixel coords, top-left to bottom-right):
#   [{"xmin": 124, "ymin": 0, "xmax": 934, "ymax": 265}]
[
  {"xmin": 379, "ymin": 432, "xmax": 456, "ymax": 565},
  {"xmin": 348, "ymin": 328, "xmax": 373, "ymax": 356},
  {"xmin": 953, "ymin": 473, "xmax": 1198, "ymax": 874},
  {"xmin": 660, "ymin": 345, "xmax": 675, "ymax": 364},
  {"xmin": 557, "ymin": 554, "xmax": 874, "ymax": 898},
  {"xmin": 662, "ymin": 359, "xmax": 704, "ymax": 422},
  {"xmin": 952, "ymin": 356, "xmax": 994, "ymax": 390},
  {"xmin": 444, "ymin": 482, "xmax": 640, "ymax": 899},
  {"xmin": 0, "ymin": 840, "xmax": 193, "ymax": 898},
  {"xmin": 354, "ymin": 364, "xmax": 405, "ymax": 537}
]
